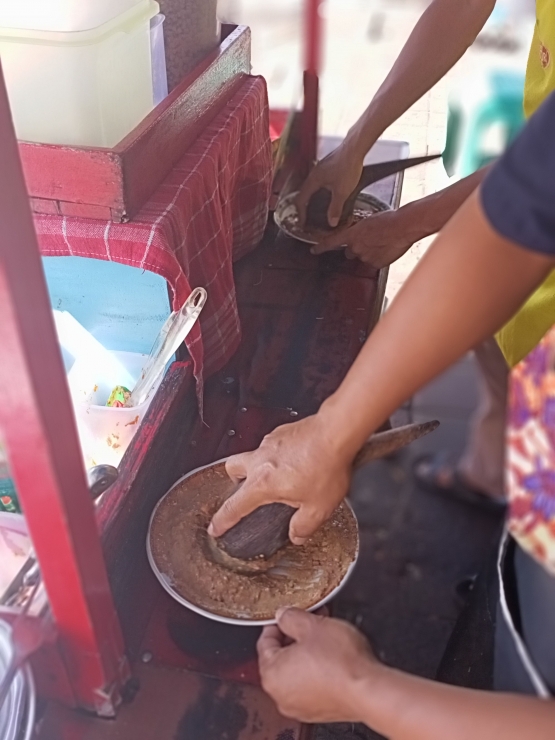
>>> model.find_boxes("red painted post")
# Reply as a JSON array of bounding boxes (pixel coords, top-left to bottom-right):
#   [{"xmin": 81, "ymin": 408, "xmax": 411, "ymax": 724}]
[
  {"xmin": 304, "ymin": 0, "xmax": 323, "ymax": 74},
  {"xmin": 301, "ymin": 0, "xmax": 324, "ymax": 169},
  {"xmin": 0, "ymin": 65, "xmax": 130, "ymax": 714}
]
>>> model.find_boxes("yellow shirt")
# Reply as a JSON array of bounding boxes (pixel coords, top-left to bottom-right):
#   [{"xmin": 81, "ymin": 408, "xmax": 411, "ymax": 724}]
[{"xmin": 495, "ymin": 0, "xmax": 555, "ymax": 368}]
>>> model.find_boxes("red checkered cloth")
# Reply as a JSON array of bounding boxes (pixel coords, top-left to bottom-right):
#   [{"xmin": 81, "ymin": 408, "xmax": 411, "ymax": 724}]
[{"xmin": 35, "ymin": 76, "xmax": 272, "ymax": 399}]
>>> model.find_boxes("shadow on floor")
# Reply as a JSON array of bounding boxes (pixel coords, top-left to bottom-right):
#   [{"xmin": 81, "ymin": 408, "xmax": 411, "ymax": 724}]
[{"xmin": 316, "ymin": 354, "xmax": 504, "ymax": 740}]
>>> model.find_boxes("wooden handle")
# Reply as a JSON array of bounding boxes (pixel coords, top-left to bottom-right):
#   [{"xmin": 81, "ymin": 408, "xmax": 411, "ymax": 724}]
[
  {"xmin": 216, "ymin": 420, "xmax": 439, "ymax": 561},
  {"xmin": 352, "ymin": 420, "xmax": 439, "ymax": 469}
]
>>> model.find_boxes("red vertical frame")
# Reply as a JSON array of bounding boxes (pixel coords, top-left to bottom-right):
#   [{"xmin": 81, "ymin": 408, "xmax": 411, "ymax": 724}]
[
  {"xmin": 301, "ymin": 0, "xmax": 324, "ymax": 168},
  {"xmin": 0, "ymin": 66, "xmax": 129, "ymax": 714}
]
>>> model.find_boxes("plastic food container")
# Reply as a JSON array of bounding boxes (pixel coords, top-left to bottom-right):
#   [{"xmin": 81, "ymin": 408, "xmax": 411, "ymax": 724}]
[
  {"xmin": 67, "ymin": 350, "xmax": 164, "ymax": 469},
  {"xmin": 0, "ymin": 0, "xmax": 159, "ymax": 147}
]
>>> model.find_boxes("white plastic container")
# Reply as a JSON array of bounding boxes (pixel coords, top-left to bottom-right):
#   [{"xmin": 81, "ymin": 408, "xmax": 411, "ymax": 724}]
[
  {"xmin": 0, "ymin": 0, "xmax": 146, "ymax": 33},
  {"xmin": 0, "ymin": 0, "xmax": 159, "ymax": 147},
  {"xmin": 67, "ymin": 350, "xmax": 164, "ymax": 469}
]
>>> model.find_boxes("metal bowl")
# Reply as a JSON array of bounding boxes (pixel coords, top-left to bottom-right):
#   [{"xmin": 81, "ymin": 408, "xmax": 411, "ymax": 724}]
[
  {"xmin": 274, "ymin": 191, "xmax": 390, "ymax": 245},
  {"xmin": 147, "ymin": 459, "xmax": 360, "ymax": 626}
]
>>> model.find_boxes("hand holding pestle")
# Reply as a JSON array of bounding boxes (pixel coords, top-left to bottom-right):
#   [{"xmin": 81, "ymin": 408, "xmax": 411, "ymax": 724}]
[
  {"xmin": 213, "ymin": 420, "xmax": 439, "ymax": 562},
  {"xmin": 305, "ymin": 154, "xmax": 442, "ymax": 231}
]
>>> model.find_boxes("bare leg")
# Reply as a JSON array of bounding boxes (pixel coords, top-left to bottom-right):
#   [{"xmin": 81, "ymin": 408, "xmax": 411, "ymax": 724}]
[
  {"xmin": 457, "ymin": 337, "xmax": 509, "ymax": 499},
  {"xmin": 414, "ymin": 338, "xmax": 508, "ymax": 507}
]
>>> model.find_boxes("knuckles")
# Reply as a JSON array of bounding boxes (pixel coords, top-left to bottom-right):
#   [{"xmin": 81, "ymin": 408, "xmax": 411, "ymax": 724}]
[{"xmin": 255, "ymin": 460, "xmax": 278, "ymax": 486}]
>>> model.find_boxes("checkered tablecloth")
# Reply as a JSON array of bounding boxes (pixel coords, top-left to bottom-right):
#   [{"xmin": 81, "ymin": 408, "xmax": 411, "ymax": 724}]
[{"xmin": 35, "ymin": 76, "xmax": 272, "ymax": 398}]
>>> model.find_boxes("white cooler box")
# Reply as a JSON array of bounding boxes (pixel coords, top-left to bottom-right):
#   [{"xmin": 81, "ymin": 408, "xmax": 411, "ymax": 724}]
[{"xmin": 0, "ymin": 0, "xmax": 159, "ymax": 147}]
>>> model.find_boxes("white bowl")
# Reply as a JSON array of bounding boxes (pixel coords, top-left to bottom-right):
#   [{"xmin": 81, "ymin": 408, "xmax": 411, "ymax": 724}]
[{"xmin": 147, "ymin": 459, "xmax": 360, "ymax": 626}]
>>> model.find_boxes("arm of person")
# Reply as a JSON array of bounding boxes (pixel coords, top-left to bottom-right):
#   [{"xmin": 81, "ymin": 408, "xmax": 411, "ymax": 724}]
[
  {"xmin": 312, "ymin": 166, "xmax": 489, "ymax": 267},
  {"xmin": 257, "ymin": 608, "xmax": 555, "ymax": 739},
  {"xmin": 345, "ymin": 0, "xmax": 496, "ymax": 158},
  {"xmin": 297, "ymin": 0, "xmax": 496, "ymax": 226},
  {"xmin": 209, "ymin": 92, "xmax": 555, "ymax": 544},
  {"xmin": 210, "ymin": 191, "xmax": 553, "ymax": 542}
]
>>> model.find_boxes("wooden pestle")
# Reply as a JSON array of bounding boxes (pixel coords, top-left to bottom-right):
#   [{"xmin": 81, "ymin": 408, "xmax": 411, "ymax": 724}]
[
  {"xmin": 215, "ymin": 420, "xmax": 439, "ymax": 562},
  {"xmin": 305, "ymin": 154, "xmax": 442, "ymax": 231}
]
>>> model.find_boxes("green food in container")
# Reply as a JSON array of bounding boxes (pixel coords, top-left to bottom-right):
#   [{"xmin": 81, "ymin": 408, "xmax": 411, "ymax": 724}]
[{"xmin": 0, "ymin": 470, "xmax": 20, "ymax": 514}]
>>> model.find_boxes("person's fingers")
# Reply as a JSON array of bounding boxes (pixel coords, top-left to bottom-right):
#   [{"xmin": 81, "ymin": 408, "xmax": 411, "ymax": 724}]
[
  {"xmin": 276, "ymin": 607, "xmax": 320, "ymax": 641},
  {"xmin": 345, "ymin": 248, "xmax": 357, "ymax": 260},
  {"xmin": 208, "ymin": 481, "xmax": 265, "ymax": 537},
  {"xmin": 296, "ymin": 179, "xmax": 320, "ymax": 227},
  {"xmin": 257, "ymin": 624, "xmax": 285, "ymax": 665},
  {"xmin": 225, "ymin": 453, "xmax": 251, "ymax": 483},
  {"xmin": 311, "ymin": 229, "xmax": 351, "ymax": 255},
  {"xmin": 296, "ymin": 192, "xmax": 308, "ymax": 228},
  {"xmin": 289, "ymin": 505, "xmax": 327, "ymax": 544},
  {"xmin": 327, "ymin": 191, "xmax": 348, "ymax": 229}
]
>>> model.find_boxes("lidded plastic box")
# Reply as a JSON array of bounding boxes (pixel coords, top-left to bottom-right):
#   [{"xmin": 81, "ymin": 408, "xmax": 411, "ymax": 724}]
[
  {"xmin": 0, "ymin": 0, "xmax": 159, "ymax": 147},
  {"xmin": 0, "ymin": 0, "xmax": 147, "ymax": 32}
]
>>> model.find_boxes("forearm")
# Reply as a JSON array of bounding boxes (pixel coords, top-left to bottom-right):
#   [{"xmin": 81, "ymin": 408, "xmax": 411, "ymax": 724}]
[
  {"xmin": 354, "ymin": 664, "xmax": 555, "ymax": 740},
  {"xmin": 320, "ymin": 190, "xmax": 554, "ymax": 460},
  {"xmin": 398, "ymin": 167, "xmax": 490, "ymax": 244},
  {"xmin": 346, "ymin": 0, "xmax": 496, "ymax": 157}
]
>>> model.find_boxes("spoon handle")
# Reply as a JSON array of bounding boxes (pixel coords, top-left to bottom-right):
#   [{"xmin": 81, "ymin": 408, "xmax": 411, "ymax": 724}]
[{"xmin": 128, "ymin": 288, "xmax": 207, "ymax": 407}]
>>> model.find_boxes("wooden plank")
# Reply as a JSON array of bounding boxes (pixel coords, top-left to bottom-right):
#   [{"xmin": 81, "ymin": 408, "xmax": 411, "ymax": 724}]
[
  {"xmin": 30, "ymin": 197, "xmax": 60, "ymax": 215},
  {"xmin": 19, "ymin": 143, "xmax": 124, "ymax": 210},
  {"xmin": 232, "ymin": 258, "xmax": 375, "ymax": 415},
  {"xmin": 20, "ymin": 25, "xmax": 251, "ymax": 222},
  {"xmin": 119, "ymin": 26, "xmax": 251, "ymax": 217},
  {"xmin": 251, "ymin": 222, "xmax": 381, "ymax": 279},
  {"xmin": 59, "ymin": 201, "xmax": 116, "ymax": 220}
]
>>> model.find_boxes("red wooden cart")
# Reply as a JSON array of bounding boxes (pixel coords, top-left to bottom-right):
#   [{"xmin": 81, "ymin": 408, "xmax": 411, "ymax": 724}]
[{"xmin": 0, "ymin": 3, "xmax": 406, "ymax": 737}]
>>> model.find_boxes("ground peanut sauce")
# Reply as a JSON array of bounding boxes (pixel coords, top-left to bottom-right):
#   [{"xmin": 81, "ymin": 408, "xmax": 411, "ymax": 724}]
[
  {"xmin": 282, "ymin": 203, "xmax": 376, "ymax": 243},
  {"xmin": 149, "ymin": 463, "xmax": 358, "ymax": 621}
]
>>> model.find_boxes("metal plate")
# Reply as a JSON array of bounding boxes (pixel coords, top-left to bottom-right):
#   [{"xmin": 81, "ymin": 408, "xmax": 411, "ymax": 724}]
[
  {"xmin": 147, "ymin": 459, "xmax": 360, "ymax": 627},
  {"xmin": 274, "ymin": 191, "xmax": 391, "ymax": 245}
]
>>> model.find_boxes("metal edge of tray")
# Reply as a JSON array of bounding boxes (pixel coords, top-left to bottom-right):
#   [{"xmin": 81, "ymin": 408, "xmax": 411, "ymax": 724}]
[
  {"xmin": 146, "ymin": 458, "xmax": 360, "ymax": 627},
  {"xmin": 274, "ymin": 191, "xmax": 391, "ymax": 245}
]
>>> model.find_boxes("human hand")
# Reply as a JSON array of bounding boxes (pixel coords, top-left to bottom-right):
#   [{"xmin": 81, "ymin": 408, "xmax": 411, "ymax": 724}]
[
  {"xmin": 296, "ymin": 142, "xmax": 364, "ymax": 228},
  {"xmin": 312, "ymin": 207, "xmax": 419, "ymax": 268},
  {"xmin": 208, "ymin": 414, "xmax": 354, "ymax": 545},
  {"xmin": 258, "ymin": 608, "xmax": 379, "ymax": 723}
]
